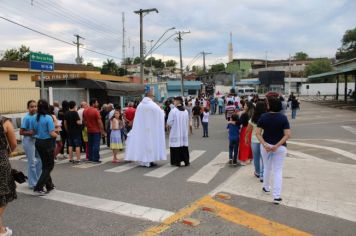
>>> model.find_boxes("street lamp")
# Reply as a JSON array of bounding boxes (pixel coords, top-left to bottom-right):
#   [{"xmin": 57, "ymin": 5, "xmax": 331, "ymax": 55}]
[
  {"xmin": 145, "ymin": 27, "xmax": 175, "ymax": 57},
  {"xmin": 134, "ymin": 8, "xmax": 159, "ymax": 84}
]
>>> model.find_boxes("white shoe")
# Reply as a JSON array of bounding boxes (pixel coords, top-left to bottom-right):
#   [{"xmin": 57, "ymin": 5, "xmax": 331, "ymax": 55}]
[{"xmin": 0, "ymin": 227, "xmax": 13, "ymax": 236}]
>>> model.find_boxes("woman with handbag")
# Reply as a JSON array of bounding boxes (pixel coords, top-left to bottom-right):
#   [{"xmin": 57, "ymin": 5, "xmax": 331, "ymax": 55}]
[{"xmin": 0, "ymin": 115, "xmax": 17, "ymax": 236}]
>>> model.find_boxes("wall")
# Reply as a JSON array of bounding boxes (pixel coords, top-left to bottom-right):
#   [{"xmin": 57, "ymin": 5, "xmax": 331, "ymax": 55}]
[
  {"xmin": 0, "ymin": 71, "xmax": 37, "ymax": 88},
  {"xmin": 0, "ymin": 87, "xmax": 40, "ymax": 114},
  {"xmin": 300, "ymin": 82, "xmax": 355, "ymax": 95}
]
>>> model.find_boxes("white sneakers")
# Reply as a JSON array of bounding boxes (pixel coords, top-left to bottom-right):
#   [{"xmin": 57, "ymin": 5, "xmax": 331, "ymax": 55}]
[{"xmin": 0, "ymin": 227, "xmax": 13, "ymax": 236}]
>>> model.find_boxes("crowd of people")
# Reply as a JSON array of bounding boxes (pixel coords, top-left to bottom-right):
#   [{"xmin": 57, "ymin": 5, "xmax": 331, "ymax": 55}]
[{"xmin": 0, "ymin": 88, "xmax": 297, "ymax": 235}]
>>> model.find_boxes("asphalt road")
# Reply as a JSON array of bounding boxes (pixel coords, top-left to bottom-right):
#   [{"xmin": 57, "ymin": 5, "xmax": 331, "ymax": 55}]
[{"xmin": 6, "ymin": 101, "xmax": 356, "ymax": 236}]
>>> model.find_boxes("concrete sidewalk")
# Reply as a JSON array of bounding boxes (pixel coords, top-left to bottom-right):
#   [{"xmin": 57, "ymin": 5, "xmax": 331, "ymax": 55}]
[{"xmin": 211, "ymin": 150, "xmax": 356, "ymax": 223}]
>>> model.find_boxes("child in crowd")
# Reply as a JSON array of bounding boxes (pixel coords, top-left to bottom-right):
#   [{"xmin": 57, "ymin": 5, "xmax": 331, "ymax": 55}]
[
  {"xmin": 110, "ymin": 110, "xmax": 124, "ymax": 163},
  {"xmin": 202, "ymin": 107, "xmax": 210, "ymax": 137},
  {"xmin": 227, "ymin": 114, "xmax": 240, "ymax": 166}
]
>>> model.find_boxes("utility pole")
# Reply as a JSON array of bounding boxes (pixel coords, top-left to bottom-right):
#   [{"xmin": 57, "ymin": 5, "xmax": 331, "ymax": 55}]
[
  {"xmin": 122, "ymin": 12, "xmax": 126, "ymax": 69},
  {"xmin": 288, "ymin": 53, "xmax": 292, "ymax": 95},
  {"xmin": 134, "ymin": 8, "xmax": 158, "ymax": 84},
  {"xmin": 265, "ymin": 51, "xmax": 268, "ymax": 69},
  {"xmin": 177, "ymin": 30, "xmax": 191, "ymax": 96},
  {"xmin": 73, "ymin": 34, "xmax": 84, "ymax": 64},
  {"xmin": 201, "ymin": 51, "xmax": 212, "ymax": 73}
]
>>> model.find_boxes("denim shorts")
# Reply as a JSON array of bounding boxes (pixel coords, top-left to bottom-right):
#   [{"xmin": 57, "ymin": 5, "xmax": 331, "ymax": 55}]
[{"xmin": 67, "ymin": 134, "xmax": 82, "ymax": 148}]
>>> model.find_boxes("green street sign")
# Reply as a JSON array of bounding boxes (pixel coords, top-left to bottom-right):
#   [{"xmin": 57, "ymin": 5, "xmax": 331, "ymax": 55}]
[{"xmin": 30, "ymin": 52, "xmax": 53, "ymax": 63}]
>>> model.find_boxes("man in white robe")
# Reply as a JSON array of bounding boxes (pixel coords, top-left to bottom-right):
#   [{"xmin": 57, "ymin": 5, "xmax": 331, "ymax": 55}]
[
  {"xmin": 167, "ymin": 96, "xmax": 190, "ymax": 167},
  {"xmin": 125, "ymin": 89, "xmax": 166, "ymax": 167}
]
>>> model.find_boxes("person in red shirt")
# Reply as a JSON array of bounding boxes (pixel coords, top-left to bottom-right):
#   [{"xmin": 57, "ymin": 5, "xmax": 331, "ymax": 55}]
[
  {"xmin": 124, "ymin": 102, "xmax": 136, "ymax": 133},
  {"xmin": 83, "ymin": 99, "xmax": 105, "ymax": 163}
]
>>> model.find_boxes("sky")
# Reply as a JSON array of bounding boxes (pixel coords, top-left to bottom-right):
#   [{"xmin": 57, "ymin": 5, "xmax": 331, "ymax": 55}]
[{"xmin": 0, "ymin": 0, "xmax": 355, "ymax": 68}]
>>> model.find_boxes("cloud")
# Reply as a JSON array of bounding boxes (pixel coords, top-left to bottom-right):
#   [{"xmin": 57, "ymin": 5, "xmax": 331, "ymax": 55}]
[{"xmin": 1, "ymin": 0, "xmax": 356, "ymax": 67}]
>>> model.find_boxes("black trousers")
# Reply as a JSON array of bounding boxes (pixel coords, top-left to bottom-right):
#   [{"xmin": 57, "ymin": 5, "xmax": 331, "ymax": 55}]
[
  {"xmin": 170, "ymin": 146, "xmax": 190, "ymax": 166},
  {"xmin": 34, "ymin": 138, "xmax": 54, "ymax": 191}
]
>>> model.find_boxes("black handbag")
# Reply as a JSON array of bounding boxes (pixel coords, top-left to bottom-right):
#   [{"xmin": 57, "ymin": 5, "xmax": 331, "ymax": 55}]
[{"xmin": 11, "ymin": 169, "xmax": 28, "ymax": 184}]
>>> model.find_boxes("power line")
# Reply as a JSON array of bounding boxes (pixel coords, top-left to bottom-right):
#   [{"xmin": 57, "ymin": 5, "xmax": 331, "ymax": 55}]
[
  {"xmin": 0, "ymin": 2, "xmax": 119, "ymax": 52},
  {"xmin": 41, "ymin": 0, "xmax": 121, "ymax": 36},
  {"xmin": 0, "ymin": 16, "xmax": 121, "ymax": 60},
  {"xmin": 31, "ymin": 1, "xmax": 121, "ymax": 42}
]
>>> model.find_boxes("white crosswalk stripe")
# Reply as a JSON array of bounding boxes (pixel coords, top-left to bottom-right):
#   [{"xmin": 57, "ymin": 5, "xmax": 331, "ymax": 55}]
[
  {"xmin": 104, "ymin": 162, "xmax": 138, "ymax": 173},
  {"xmin": 187, "ymin": 152, "xmax": 228, "ymax": 184},
  {"xmin": 288, "ymin": 140, "xmax": 356, "ymax": 161},
  {"xmin": 342, "ymin": 125, "xmax": 356, "ymax": 135},
  {"xmin": 73, "ymin": 151, "xmax": 123, "ymax": 169},
  {"xmin": 144, "ymin": 150, "xmax": 206, "ymax": 178}
]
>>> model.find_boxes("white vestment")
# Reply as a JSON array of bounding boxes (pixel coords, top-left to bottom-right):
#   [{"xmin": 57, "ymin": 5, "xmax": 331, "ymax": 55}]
[
  {"xmin": 167, "ymin": 106, "xmax": 189, "ymax": 147},
  {"xmin": 125, "ymin": 97, "xmax": 167, "ymax": 163}
]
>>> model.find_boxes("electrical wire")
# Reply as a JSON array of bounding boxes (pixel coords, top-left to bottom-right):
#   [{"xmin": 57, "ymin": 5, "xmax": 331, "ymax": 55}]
[
  {"xmin": 0, "ymin": 16, "xmax": 121, "ymax": 60},
  {"xmin": 0, "ymin": 2, "xmax": 122, "ymax": 56}
]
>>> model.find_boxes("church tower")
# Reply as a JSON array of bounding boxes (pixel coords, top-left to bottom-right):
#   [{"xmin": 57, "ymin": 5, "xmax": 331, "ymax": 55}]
[{"xmin": 228, "ymin": 32, "xmax": 233, "ymax": 62}]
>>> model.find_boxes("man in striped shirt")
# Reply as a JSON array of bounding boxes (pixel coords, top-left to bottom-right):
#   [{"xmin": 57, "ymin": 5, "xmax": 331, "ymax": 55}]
[{"xmin": 225, "ymin": 101, "xmax": 236, "ymax": 121}]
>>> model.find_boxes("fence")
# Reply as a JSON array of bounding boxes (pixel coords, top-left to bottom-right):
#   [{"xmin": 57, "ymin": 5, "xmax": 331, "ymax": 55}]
[{"xmin": 0, "ymin": 88, "xmax": 40, "ymax": 114}]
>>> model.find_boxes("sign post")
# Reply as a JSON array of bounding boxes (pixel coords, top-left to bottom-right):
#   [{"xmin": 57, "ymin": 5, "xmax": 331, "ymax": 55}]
[{"xmin": 29, "ymin": 52, "xmax": 54, "ymax": 99}]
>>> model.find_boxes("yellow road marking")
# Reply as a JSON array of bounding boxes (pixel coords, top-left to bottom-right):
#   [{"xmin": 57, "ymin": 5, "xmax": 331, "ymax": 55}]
[
  {"xmin": 139, "ymin": 195, "xmax": 312, "ymax": 236},
  {"xmin": 204, "ymin": 197, "xmax": 312, "ymax": 236},
  {"xmin": 139, "ymin": 195, "xmax": 211, "ymax": 236}
]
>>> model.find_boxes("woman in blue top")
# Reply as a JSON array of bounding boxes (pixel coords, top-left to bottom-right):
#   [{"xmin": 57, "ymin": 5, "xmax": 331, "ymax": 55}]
[
  {"xmin": 256, "ymin": 97, "xmax": 291, "ymax": 205},
  {"xmin": 32, "ymin": 100, "xmax": 58, "ymax": 195},
  {"xmin": 227, "ymin": 114, "xmax": 240, "ymax": 166}
]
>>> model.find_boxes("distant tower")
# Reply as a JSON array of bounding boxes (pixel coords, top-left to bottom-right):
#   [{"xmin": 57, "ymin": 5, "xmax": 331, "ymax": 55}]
[{"xmin": 228, "ymin": 32, "xmax": 233, "ymax": 62}]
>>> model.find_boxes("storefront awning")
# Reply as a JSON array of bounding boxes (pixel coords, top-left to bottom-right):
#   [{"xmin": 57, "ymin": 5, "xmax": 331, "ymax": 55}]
[{"xmin": 76, "ymin": 79, "xmax": 145, "ymax": 96}]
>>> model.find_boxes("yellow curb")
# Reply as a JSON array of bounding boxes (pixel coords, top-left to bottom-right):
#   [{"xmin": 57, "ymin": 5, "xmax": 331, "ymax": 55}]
[{"xmin": 139, "ymin": 195, "xmax": 312, "ymax": 236}]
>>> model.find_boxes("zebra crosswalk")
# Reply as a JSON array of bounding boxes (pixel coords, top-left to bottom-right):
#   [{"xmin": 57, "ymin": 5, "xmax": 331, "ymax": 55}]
[{"xmin": 12, "ymin": 147, "xmax": 234, "ymax": 185}]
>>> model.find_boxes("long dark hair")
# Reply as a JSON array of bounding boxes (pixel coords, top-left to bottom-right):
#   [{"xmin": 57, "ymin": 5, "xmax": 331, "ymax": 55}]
[
  {"xmin": 36, "ymin": 99, "xmax": 50, "ymax": 122},
  {"xmin": 251, "ymin": 101, "xmax": 267, "ymax": 124},
  {"xmin": 61, "ymin": 100, "xmax": 69, "ymax": 112}
]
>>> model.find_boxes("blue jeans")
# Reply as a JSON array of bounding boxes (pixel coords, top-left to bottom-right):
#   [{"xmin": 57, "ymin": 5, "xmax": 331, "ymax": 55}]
[
  {"xmin": 229, "ymin": 139, "xmax": 239, "ymax": 162},
  {"xmin": 23, "ymin": 136, "xmax": 42, "ymax": 188},
  {"xmin": 210, "ymin": 104, "xmax": 216, "ymax": 115},
  {"xmin": 88, "ymin": 133, "xmax": 101, "ymax": 162},
  {"xmin": 218, "ymin": 106, "xmax": 223, "ymax": 114},
  {"xmin": 251, "ymin": 142, "xmax": 263, "ymax": 179},
  {"xmin": 291, "ymin": 109, "xmax": 297, "ymax": 119},
  {"xmin": 202, "ymin": 122, "xmax": 208, "ymax": 137}
]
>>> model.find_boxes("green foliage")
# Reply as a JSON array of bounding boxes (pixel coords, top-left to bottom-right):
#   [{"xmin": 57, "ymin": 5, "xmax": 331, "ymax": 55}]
[
  {"xmin": 192, "ymin": 65, "xmax": 204, "ymax": 75},
  {"xmin": 101, "ymin": 59, "xmax": 119, "ymax": 75},
  {"xmin": 294, "ymin": 51, "xmax": 308, "ymax": 60},
  {"xmin": 133, "ymin": 57, "xmax": 141, "ymax": 64},
  {"xmin": 123, "ymin": 57, "xmax": 132, "ymax": 65},
  {"xmin": 209, "ymin": 63, "xmax": 225, "ymax": 73},
  {"xmin": 304, "ymin": 59, "xmax": 332, "ymax": 77},
  {"xmin": 1, "ymin": 45, "xmax": 30, "ymax": 61},
  {"xmin": 336, "ymin": 27, "xmax": 356, "ymax": 60},
  {"xmin": 165, "ymin": 59, "xmax": 177, "ymax": 67}
]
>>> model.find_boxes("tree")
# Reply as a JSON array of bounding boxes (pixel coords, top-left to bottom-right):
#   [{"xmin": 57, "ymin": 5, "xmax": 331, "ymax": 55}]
[
  {"xmin": 123, "ymin": 57, "xmax": 132, "ymax": 65},
  {"xmin": 165, "ymin": 59, "xmax": 177, "ymax": 67},
  {"xmin": 294, "ymin": 51, "xmax": 308, "ymax": 60},
  {"xmin": 86, "ymin": 62, "xmax": 94, "ymax": 67},
  {"xmin": 209, "ymin": 63, "xmax": 225, "ymax": 73},
  {"xmin": 101, "ymin": 59, "xmax": 119, "ymax": 75},
  {"xmin": 1, "ymin": 45, "xmax": 30, "ymax": 61},
  {"xmin": 152, "ymin": 58, "xmax": 164, "ymax": 69},
  {"xmin": 304, "ymin": 59, "xmax": 332, "ymax": 77},
  {"xmin": 133, "ymin": 57, "xmax": 141, "ymax": 64},
  {"xmin": 2, "ymin": 48, "xmax": 19, "ymax": 61},
  {"xmin": 336, "ymin": 27, "xmax": 356, "ymax": 60},
  {"xmin": 192, "ymin": 65, "xmax": 204, "ymax": 75}
]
